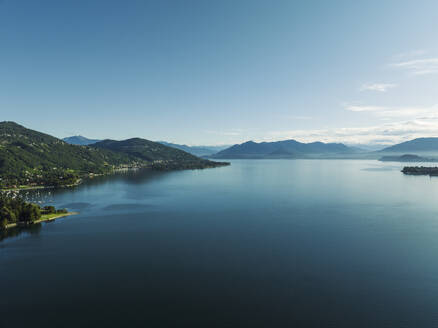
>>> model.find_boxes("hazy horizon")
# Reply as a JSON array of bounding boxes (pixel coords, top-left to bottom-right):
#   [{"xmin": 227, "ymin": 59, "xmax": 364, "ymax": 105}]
[{"xmin": 1, "ymin": 119, "xmax": 432, "ymax": 149}]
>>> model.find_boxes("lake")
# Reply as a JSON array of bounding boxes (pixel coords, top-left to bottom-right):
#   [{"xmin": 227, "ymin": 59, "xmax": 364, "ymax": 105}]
[{"xmin": 2, "ymin": 159, "xmax": 438, "ymax": 327}]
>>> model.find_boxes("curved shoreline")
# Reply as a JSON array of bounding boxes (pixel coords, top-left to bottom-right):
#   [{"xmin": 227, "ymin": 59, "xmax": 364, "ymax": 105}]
[
  {"xmin": 1, "ymin": 162, "xmax": 229, "ymax": 192},
  {"xmin": 1, "ymin": 181, "xmax": 82, "ymax": 192},
  {"xmin": 5, "ymin": 212, "xmax": 79, "ymax": 230}
]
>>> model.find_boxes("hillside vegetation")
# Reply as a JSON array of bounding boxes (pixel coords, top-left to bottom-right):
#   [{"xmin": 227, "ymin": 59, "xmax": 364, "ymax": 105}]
[
  {"xmin": 92, "ymin": 138, "xmax": 228, "ymax": 170},
  {"xmin": 0, "ymin": 122, "xmax": 228, "ymax": 188}
]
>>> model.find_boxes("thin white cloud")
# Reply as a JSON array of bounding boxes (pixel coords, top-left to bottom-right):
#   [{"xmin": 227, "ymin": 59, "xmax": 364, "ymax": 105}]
[
  {"xmin": 344, "ymin": 103, "xmax": 438, "ymax": 118},
  {"xmin": 391, "ymin": 57, "xmax": 438, "ymax": 75},
  {"xmin": 360, "ymin": 83, "xmax": 397, "ymax": 92},
  {"xmin": 344, "ymin": 105, "xmax": 388, "ymax": 112},
  {"xmin": 288, "ymin": 51, "xmax": 437, "ymax": 145},
  {"xmin": 376, "ymin": 106, "xmax": 438, "ymax": 118},
  {"xmin": 392, "ymin": 49, "xmax": 427, "ymax": 61},
  {"xmin": 264, "ymin": 118, "xmax": 438, "ymax": 146}
]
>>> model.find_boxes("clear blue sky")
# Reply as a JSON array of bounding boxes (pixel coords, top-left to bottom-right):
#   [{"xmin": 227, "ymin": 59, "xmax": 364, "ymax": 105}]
[{"xmin": 1, "ymin": 0, "xmax": 437, "ymax": 146}]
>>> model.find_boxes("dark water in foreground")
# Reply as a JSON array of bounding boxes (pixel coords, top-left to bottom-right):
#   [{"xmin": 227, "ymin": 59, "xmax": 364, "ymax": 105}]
[{"xmin": 2, "ymin": 160, "xmax": 438, "ymax": 327}]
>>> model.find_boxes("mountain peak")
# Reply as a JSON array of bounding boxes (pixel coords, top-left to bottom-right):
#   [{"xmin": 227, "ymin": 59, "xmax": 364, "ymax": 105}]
[
  {"xmin": 63, "ymin": 136, "xmax": 102, "ymax": 146},
  {"xmin": 381, "ymin": 137, "xmax": 438, "ymax": 152},
  {"xmin": 0, "ymin": 121, "xmax": 26, "ymax": 129},
  {"xmin": 212, "ymin": 139, "xmax": 353, "ymax": 159}
]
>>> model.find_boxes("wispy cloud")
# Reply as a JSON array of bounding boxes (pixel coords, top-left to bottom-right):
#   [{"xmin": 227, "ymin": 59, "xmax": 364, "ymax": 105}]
[
  {"xmin": 360, "ymin": 83, "xmax": 397, "ymax": 92},
  {"xmin": 296, "ymin": 50, "xmax": 438, "ymax": 146},
  {"xmin": 391, "ymin": 57, "xmax": 438, "ymax": 75},
  {"xmin": 344, "ymin": 103, "xmax": 438, "ymax": 118},
  {"xmin": 344, "ymin": 105, "xmax": 387, "ymax": 112},
  {"xmin": 264, "ymin": 117, "xmax": 438, "ymax": 146},
  {"xmin": 392, "ymin": 49, "xmax": 427, "ymax": 61}
]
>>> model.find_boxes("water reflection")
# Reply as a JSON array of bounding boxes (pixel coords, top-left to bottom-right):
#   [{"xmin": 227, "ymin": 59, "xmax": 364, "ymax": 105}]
[
  {"xmin": 0, "ymin": 223, "xmax": 42, "ymax": 242},
  {"xmin": 102, "ymin": 203, "xmax": 154, "ymax": 211},
  {"xmin": 3, "ymin": 160, "xmax": 438, "ymax": 327},
  {"xmin": 20, "ymin": 168, "xmax": 171, "ymax": 201},
  {"xmin": 59, "ymin": 202, "xmax": 93, "ymax": 211},
  {"xmin": 80, "ymin": 168, "xmax": 171, "ymax": 187},
  {"xmin": 1, "ymin": 169, "xmax": 173, "ymax": 242}
]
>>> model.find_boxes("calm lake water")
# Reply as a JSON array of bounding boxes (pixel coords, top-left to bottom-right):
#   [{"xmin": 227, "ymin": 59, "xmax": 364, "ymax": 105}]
[{"xmin": 2, "ymin": 159, "xmax": 438, "ymax": 327}]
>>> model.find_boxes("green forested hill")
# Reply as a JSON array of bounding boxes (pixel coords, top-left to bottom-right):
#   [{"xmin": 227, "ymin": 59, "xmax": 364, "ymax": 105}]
[
  {"xmin": 0, "ymin": 122, "xmax": 137, "ymax": 187},
  {"xmin": 0, "ymin": 122, "xmax": 228, "ymax": 188},
  {"xmin": 92, "ymin": 138, "xmax": 228, "ymax": 169}
]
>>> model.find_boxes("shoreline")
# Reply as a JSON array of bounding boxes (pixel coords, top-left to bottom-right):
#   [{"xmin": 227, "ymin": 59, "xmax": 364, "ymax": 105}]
[
  {"xmin": 1, "ymin": 181, "xmax": 82, "ymax": 192},
  {"xmin": 1, "ymin": 163, "xmax": 230, "ymax": 192},
  {"xmin": 5, "ymin": 212, "xmax": 79, "ymax": 230}
]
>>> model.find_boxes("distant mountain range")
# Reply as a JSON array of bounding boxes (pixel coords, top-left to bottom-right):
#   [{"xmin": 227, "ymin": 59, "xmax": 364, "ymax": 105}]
[
  {"xmin": 380, "ymin": 138, "xmax": 438, "ymax": 153},
  {"xmin": 210, "ymin": 140, "xmax": 356, "ymax": 159},
  {"xmin": 157, "ymin": 142, "xmax": 229, "ymax": 157},
  {"xmin": 346, "ymin": 144, "xmax": 385, "ymax": 152},
  {"xmin": 62, "ymin": 136, "xmax": 101, "ymax": 145},
  {"xmin": 63, "ymin": 136, "xmax": 228, "ymax": 157},
  {"xmin": 5, "ymin": 124, "xmax": 438, "ymax": 187},
  {"xmin": 64, "ymin": 136, "xmax": 438, "ymax": 155}
]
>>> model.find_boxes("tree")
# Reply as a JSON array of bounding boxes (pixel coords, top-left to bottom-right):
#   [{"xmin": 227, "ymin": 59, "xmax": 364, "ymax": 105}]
[
  {"xmin": 0, "ymin": 206, "xmax": 17, "ymax": 223},
  {"xmin": 43, "ymin": 205, "xmax": 56, "ymax": 214},
  {"xmin": 20, "ymin": 203, "xmax": 41, "ymax": 222}
]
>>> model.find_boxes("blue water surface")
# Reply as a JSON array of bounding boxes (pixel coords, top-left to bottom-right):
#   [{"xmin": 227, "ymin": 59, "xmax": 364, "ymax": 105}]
[{"xmin": 1, "ymin": 160, "xmax": 438, "ymax": 327}]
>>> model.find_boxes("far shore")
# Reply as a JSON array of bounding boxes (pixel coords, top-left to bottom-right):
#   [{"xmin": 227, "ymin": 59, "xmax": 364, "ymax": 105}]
[{"xmin": 5, "ymin": 212, "xmax": 79, "ymax": 230}]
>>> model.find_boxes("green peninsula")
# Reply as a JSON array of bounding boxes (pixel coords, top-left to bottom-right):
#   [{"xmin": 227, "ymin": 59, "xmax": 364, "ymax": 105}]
[{"xmin": 0, "ymin": 192, "xmax": 76, "ymax": 230}]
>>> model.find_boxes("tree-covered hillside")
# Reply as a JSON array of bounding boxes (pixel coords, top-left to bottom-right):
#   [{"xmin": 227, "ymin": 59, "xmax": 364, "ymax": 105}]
[
  {"xmin": 0, "ymin": 122, "xmax": 229, "ymax": 188},
  {"xmin": 92, "ymin": 138, "xmax": 229, "ymax": 170},
  {"xmin": 0, "ymin": 122, "xmax": 139, "ymax": 187}
]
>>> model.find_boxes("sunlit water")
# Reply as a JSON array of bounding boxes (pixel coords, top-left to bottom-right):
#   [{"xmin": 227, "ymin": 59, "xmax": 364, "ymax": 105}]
[{"xmin": 2, "ymin": 160, "xmax": 438, "ymax": 327}]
